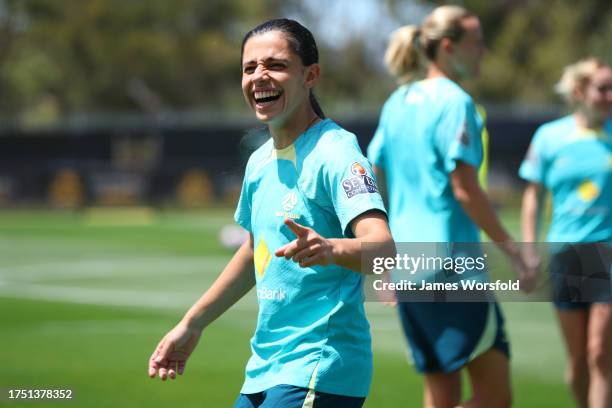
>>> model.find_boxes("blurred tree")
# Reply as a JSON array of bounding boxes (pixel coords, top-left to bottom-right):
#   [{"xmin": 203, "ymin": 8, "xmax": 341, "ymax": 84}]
[
  {"xmin": 0, "ymin": 0, "xmax": 610, "ymax": 123},
  {"xmin": 400, "ymin": 0, "xmax": 612, "ymax": 104},
  {"xmin": 0, "ymin": 0, "xmax": 297, "ymax": 120}
]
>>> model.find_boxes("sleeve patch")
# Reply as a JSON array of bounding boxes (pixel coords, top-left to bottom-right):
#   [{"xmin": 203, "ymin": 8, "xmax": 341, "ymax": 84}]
[
  {"xmin": 457, "ymin": 121, "xmax": 470, "ymax": 146},
  {"xmin": 342, "ymin": 162, "xmax": 379, "ymax": 198}
]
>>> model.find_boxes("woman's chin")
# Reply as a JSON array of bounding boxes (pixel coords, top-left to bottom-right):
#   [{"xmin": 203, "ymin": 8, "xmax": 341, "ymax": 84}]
[{"xmin": 255, "ymin": 112, "xmax": 284, "ymax": 127}]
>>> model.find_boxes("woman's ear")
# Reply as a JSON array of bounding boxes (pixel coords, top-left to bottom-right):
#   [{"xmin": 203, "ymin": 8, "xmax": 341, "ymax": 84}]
[
  {"xmin": 572, "ymin": 83, "xmax": 586, "ymax": 103},
  {"xmin": 304, "ymin": 63, "xmax": 320, "ymax": 88},
  {"xmin": 440, "ymin": 37, "xmax": 454, "ymax": 55}
]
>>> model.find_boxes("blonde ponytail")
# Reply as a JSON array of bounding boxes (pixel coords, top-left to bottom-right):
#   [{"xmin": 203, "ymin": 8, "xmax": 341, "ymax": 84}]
[
  {"xmin": 384, "ymin": 5, "xmax": 474, "ymax": 84},
  {"xmin": 384, "ymin": 25, "xmax": 423, "ymax": 84}
]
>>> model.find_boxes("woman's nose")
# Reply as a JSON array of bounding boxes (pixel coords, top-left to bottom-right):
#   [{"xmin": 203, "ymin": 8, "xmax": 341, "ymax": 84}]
[{"xmin": 252, "ymin": 65, "xmax": 269, "ymax": 83}]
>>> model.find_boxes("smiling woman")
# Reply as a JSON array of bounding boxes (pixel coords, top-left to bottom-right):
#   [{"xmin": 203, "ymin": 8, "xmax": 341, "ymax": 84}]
[
  {"xmin": 240, "ymin": 19, "xmax": 324, "ymax": 148},
  {"xmin": 147, "ymin": 18, "xmax": 395, "ymax": 408}
]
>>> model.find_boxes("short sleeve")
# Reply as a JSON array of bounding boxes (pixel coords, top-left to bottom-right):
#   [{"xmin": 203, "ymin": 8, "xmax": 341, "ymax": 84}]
[
  {"xmin": 325, "ymin": 137, "xmax": 387, "ymax": 238},
  {"xmin": 518, "ymin": 128, "xmax": 547, "ymax": 184},
  {"xmin": 436, "ymin": 96, "xmax": 483, "ymax": 173},
  {"xmin": 234, "ymin": 166, "xmax": 252, "ymax": 232}
]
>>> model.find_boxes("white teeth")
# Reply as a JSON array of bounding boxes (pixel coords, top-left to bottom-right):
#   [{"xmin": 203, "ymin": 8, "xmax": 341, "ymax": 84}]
[{"xmin": 254, "ymin": 90, "xmax": 281, "ymax": 99}]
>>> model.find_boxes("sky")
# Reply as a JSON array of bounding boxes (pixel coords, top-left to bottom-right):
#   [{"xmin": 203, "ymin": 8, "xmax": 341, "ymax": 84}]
[
  {"xmin": 297, "ymin": 0, "xmax": 429, "ymax": 48},
  {"xmin": 287, "ymin": 0, "xmax": 430, "ymax": 69}
]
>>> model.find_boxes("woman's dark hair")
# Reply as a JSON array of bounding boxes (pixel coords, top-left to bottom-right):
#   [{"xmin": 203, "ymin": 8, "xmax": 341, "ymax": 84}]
[{"xmin": 241, "ymin": 18, "xmax": 325, "ymax": 119}]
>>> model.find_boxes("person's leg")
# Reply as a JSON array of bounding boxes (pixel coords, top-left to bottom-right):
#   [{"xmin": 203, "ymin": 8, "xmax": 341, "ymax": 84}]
[
  {"xmin": 461, "ymin": 349, "xmax": 511, "ymax": 408},
  {"xmin": 587, "ymin": 303, "xmax": 612, "ymax": 408},
  {"xmin": 423, "ymin": 371, "xmax": 461, "ymax": 408},
  {"xmin": 556, "ymin": 307, "xmax": 590, "ymax": 408}
]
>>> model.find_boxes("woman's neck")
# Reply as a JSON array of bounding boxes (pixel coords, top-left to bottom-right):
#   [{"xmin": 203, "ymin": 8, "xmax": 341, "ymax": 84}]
[
  {"xmin": 574, "ymin": 110, "xmax": 605, "ymax": 130},
  {"xmin": 270, "ymin": 106, "xmax": 320, "ymax": 149},
  {"xmin": 427, "ymin": 63, "xmax": 456, "ymax": 82}
]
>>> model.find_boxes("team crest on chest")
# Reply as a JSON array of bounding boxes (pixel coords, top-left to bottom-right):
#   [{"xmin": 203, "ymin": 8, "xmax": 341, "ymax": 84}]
[
  {"xmin": 275, "ymin": 191, "xmax": 300, "ymax": 219},
  {"xmin": 342, "ymin": 162, "xmax": 379, "ymax": 198}
]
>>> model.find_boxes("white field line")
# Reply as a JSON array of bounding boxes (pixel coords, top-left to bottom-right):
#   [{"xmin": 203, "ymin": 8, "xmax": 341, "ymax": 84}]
[
  {"xmin": 0, "ymin": 256, "xmax": 257, "ymax": 313},
  {"xmin": 0, "ymin": 256, "xmax": 229, "ymax": 281},
  {"xmin": 0, "ymin": 256, "xmax": 565, "ymax": 379}
]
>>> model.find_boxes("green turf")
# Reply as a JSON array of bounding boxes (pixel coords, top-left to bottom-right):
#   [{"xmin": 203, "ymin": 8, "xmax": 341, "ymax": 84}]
[{"xmin": 0, "ymin": 208, "xmax": 570, "ymax": 407}]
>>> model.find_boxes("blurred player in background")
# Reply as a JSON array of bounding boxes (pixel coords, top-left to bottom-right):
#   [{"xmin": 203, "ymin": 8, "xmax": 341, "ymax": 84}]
[
  {"xmin": 520, "ymin": 58, "xmax": 612, "ymax": 408},
  {"xmin": 148, "ymin": 18, "xmax": 394, "ymax": 408},
  {"xmin": 368, "ymin": 5, "xmax": 532, "ymax": 407}
]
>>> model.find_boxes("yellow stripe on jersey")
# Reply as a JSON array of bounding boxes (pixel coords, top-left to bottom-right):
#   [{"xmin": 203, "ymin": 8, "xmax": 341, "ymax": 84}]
[
  {"xmin": 273, "ymin": 144, "xmax": 297, "ymax": 167},
  {"xmin": 301, "ymin": 362, "xmax": 321, "ymax": 408},
  {"xmin": 254, "ymin": 238, "xmax": 271, "ymax": 278},
  {"xmin": 251, "ymin": 144, "xmax": 297, "ymax": 176},
  {"xmin": 476, "ymin": 104, "xmax": 489, "ymax": 190}
]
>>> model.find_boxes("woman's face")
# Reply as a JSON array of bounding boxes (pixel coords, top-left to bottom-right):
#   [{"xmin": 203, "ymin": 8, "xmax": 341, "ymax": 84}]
[
  {"xmin": 579, "ymin": 66, "xmax": 612, "ymax": 120},
  {"xmin": 241, "ymin": 30, "xmax": 317, "ymax": 126},
  {"xmin": 449, "ymin": 16, "xmax": 486, "ymax": 80}
]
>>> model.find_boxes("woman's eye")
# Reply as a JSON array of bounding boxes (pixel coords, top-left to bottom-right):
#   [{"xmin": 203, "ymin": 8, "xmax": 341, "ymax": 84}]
[
  {"xmin": 269, "ymin": 63, "xmax": 285, "ymax": 70},
  {"xmin": 243, "ymin": 66, "xmax": 255, "ymax": 74}
]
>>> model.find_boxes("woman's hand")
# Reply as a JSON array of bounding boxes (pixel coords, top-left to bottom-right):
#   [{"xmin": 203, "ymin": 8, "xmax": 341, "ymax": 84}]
[
  {"xmin": 519, "ymin": 243, "xmax": 541, "ymax": 293},
  {"xmin": 275, "ymin": 218, "xmax": 334, "ymax": 268},
  {"xmin": 148, "ymin": 322, "xmax": 202, "ymax": 381}
]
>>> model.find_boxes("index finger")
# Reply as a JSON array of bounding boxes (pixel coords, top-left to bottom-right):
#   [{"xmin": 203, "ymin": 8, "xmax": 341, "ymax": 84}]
[
  {"xmin": 148, "ymin": 339, "xmax": 169, "ymax": 377},
  {"xmin": 284, "ymin": 218, "xmax": 309, "ymax": 238}
]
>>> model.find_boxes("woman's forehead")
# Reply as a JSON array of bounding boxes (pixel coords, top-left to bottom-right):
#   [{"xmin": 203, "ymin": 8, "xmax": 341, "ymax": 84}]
[
  {"xmin": 242, "ymin": 31, "xmax": 293, "ymax": 63},
  {"xmin": 592, "ymin": 66, "xmax": 612, "ymax": 83}
]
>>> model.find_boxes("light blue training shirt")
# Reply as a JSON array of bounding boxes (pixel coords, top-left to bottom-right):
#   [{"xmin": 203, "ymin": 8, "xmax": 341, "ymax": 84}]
[
  {"xmin": 235, "ymin": 118, "xmax": 386, "ymax": 397},
  {"xmin": 519, "ymin": 116, "xmax": 612, "ymax": 242},
  {"xmin": 368, "ymin": 77, "xmax": 483, "ymax": 243}
]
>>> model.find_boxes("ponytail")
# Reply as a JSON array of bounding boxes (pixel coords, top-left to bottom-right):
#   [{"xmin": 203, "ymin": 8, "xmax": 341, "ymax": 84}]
[
  {"xmin": 384, "ymin": 25, "xmax": 424, "ymax": 85},
  {"xmin": 384, "ymin": 5, "xmax": 474, "ymax": 84},
  {"xmin": 309, "ymin": 91, "xmax": 325, "ymax": 119}
]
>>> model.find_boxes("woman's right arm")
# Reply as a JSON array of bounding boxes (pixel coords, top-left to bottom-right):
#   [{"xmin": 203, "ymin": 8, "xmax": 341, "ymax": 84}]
[
  {"xmin": 183, "ymin": 234, "xmax": 255, "ymax": 330},
  {"xmin": 450, "ymin": 162, "xmax": 536, "ymax": 291},
  {"xmin": 521, "ymin": 182, "xmax": 544, "ymax": 243},
  {"xmin": 148, "ymin": 234, "xmax": 255, "ymax": 380},
  {"xmin": 450, "ymin": 162, "xmax": 516, "ymax": 248},
  {"xmin": 521, "ymin": 182, "xmax": 545, "ymax": 277}
]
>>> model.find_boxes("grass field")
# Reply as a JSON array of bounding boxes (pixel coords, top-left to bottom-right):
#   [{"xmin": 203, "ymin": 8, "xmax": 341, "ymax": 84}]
[{"xmin": 0, "ymin": 208, "xmax": 571, "ymax": 407}]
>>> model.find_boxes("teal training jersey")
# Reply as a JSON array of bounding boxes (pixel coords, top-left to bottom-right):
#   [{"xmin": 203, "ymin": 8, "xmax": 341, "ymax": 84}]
[
  {"xmin": 234, "ymin": 119, "xmax": 386, "ymax": 397},
  {"xmin": 367, "ymin": 77, "xmax": 483, "ymax": 243},
  {"xmin": 519, "ymin": 116, "xmax": 612, "ymax": 242}
]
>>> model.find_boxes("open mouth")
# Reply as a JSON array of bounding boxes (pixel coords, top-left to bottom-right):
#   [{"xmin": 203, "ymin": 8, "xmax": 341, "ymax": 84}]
[{"xmin": 254, "ymin": 90, "xmax": 282, "ymax": 104}]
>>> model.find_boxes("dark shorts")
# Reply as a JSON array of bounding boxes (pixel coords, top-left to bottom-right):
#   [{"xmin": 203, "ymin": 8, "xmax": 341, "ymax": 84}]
[
  {"xmin": 396, "ymin": 301, "xmax": 509, "ymax": 373},
  {"xmin": 550, "ymin": 243, "xmax": 612, "ymax": 310},
  {"xmin": 234, "ymin": 385, "xmax": 365, "ymax": 408}
]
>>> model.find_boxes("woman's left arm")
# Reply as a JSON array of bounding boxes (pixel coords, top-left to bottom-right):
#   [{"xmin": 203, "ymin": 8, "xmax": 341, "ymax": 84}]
[{"xmin": 275, "ymin": 211, "xmax": 395, "ymax": 274}]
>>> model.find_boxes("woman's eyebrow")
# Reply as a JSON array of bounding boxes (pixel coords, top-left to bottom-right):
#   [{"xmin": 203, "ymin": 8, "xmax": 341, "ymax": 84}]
[{"xmin": 242, "ymin": 57, "xmax": 289, "ymax": 67}]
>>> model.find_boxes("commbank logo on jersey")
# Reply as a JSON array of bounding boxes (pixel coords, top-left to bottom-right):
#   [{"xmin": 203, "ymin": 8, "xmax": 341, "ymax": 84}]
[
  {"xmin": 254, "ymin": 238, "xmax": 271, "ymax": 278},
  {"xmin": 577, "ymin": 180, "xmax": 600, "ymax": 202},
  {"xmin": 342, "ymin": 162, "xmax": 378, "ymax": 198}
]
